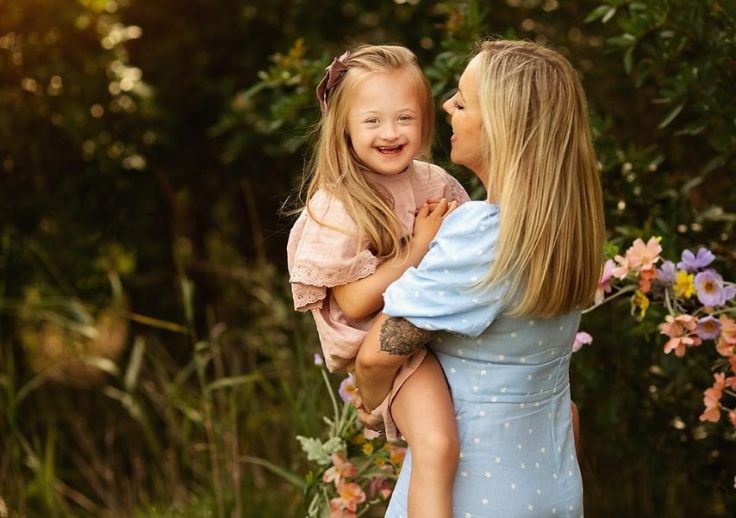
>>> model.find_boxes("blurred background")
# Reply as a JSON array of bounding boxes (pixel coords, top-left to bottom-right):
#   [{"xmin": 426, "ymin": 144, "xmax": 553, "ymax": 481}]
[{"xmin": 1, "ymin": 0, "xmax": 734, "ymax": 516}]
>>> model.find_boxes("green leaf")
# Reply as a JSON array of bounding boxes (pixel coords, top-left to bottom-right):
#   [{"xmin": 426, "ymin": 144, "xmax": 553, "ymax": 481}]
[
  {"xmin": 623, "ymin": 46, "xmax": 634, "ymax": 74},
  {"xmin": 585, "ymin": 5, "xmax": 615, "ymax": 23},
  {"xmin": 243, "ymin": 456, "xmax": 305, "ymax": 489},
  {"xmin": 658, "ymin": 102, "xmax": 685, "ymax": 129}
]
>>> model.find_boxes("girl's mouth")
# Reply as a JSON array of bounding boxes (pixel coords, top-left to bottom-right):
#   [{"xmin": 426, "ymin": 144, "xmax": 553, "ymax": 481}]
[{"xmin": 377, "ymin": 145, "xmax": 404, "ymax": 156}]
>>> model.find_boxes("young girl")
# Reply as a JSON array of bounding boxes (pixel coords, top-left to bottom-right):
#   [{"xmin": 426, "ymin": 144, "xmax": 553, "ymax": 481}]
[{"xmin": 287, "ymin": 45, "xmax": 469, "ymax": 518}]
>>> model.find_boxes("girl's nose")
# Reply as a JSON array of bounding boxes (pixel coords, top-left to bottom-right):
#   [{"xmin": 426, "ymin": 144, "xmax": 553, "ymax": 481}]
[{"xmin": 381, "ymin": 122, "xmax": 399, "ymax": 140}]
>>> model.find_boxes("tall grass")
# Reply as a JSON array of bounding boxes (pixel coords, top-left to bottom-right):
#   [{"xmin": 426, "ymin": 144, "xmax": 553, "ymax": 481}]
[{"xmin": 0, "ymin": 255, "xmax": 332, "ymax": 517}]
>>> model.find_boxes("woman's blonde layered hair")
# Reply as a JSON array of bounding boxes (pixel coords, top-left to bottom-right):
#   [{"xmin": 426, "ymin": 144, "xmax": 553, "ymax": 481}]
[
  {"xmin": 302, "ymin": 44, "xmax": 434, "ymax": 261},
  {"xmin": 475, "ymin": 40, "xmax": 605, "ymax": 317}
]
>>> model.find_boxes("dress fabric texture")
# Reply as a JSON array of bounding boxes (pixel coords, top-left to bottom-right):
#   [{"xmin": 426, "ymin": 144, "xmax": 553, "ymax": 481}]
[
  {"xmin": 382, "ymin": 201, "xmax": 584, "ymax": 517},
  {"xmin": 286, "ymin": 160, "xmax": 469, "ymax": 440}
]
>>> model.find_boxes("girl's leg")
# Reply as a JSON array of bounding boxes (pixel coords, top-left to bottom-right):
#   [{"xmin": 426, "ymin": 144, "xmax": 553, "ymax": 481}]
[{"xmin": 390, "ymin": 352, "xmax": 458, "ymax": 518}]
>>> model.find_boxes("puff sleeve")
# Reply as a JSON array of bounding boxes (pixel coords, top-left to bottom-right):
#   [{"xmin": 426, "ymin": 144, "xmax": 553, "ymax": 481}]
[
  {"xmin": 383, "ymin": 201, "xmax": 506, "ymax": 337},
  {"xmin": 287, "ymin": 190, "xmax": 379, "ymax": 312}
]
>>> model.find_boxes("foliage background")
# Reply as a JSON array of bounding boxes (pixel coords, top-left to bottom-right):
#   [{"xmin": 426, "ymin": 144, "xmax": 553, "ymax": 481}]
[{"xmin": 1, "ymin": 0, "xmax": 734, "ymax": 516}]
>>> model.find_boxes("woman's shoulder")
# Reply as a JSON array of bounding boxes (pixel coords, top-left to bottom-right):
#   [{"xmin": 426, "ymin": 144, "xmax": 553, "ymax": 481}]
[{"xmin": 441, "ymin": 201, "xmax": 499, "ymax": 235}]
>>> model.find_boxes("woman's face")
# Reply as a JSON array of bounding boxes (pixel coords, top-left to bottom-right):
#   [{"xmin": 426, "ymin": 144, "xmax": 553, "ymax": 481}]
[{"xmin": 442, "ymin": 55, "xmax": 486, "ymax": 186}]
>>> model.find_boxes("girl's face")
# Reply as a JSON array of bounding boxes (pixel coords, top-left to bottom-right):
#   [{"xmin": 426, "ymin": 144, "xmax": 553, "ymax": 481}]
[
  {"xmin": 443, "ymin": 55, "xmax": 485, "ymax": 185},
  {"xmin": 347, "ymin": 70, "xmax": 423, "ymax": 176}
]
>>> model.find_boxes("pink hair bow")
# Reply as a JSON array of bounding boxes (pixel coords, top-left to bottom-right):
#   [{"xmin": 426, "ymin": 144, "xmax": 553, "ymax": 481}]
[{"xmin": 316, "ymin": 51, "xmax": 350, "ymax": 114}]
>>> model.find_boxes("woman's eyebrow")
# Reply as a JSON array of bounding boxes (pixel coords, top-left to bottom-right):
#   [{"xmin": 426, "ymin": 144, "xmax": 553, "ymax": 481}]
[{"xmin": 457, "ymin": 88, "xmax": 466, "ymax": 102}]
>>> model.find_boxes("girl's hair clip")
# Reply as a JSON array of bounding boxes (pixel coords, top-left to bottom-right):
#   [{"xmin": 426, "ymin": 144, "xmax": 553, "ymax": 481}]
[{"xmin": 316, "ymin": 51, "xmax": 350, "ymax": 114}]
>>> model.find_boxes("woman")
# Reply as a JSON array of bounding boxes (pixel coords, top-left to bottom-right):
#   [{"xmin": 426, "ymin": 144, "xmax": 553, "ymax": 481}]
[{"xmin": 355, "ymin": 39, "xmax": 605, "ymax": 517}]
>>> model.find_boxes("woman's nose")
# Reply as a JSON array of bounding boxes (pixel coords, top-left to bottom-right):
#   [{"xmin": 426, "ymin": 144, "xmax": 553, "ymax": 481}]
[{"xmin": 442, "ymin": 98, "xmax": 453, "ymax": 115}]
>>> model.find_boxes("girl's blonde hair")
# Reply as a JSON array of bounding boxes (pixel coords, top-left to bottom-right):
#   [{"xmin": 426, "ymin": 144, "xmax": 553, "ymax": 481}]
[
  {"xmin": 302, "ymin": 44, "xmax": 434, "ymax": 261},
  {"xmin": 475, "ymin": 40, "xmax": 605, "ymax": 317}
]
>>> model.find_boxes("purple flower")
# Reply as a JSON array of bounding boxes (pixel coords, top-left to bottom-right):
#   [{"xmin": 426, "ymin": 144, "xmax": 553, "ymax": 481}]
[
  {"xmin": 695, "ymin": 315, "xmax": 722, "ymax": 341},
  {"xmin": 572, "ymin": 331, "xmax": 593, "ymax": 353},
  {"xmin": 677, "ymin": 247, "xmax": 715, "ymax": 272},
  {"xmin": 314, "ymin": 353, "xmax": 324, "ymax": 366},
  {"xmin": 655, "ymin": 260, "xmax": 677, "ymax": 286},
  {"xmin": 693, "ymin": 270, "xmax": 736, "ymax": 307},
  {"xmin": 338, "ymin": 374, "xmax": 358, "ymax": 403}
]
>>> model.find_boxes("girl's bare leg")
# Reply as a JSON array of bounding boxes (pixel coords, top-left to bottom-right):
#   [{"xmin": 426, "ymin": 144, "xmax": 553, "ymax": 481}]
[{"xmin": 390, "ymin": 352, "xmax": 458, "ymax": 518}]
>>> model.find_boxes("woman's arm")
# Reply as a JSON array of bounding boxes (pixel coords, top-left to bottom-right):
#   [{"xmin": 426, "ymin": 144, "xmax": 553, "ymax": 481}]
[{"xmin": 354, "ymin": 313, "xmax": 436, "ymax": 411}]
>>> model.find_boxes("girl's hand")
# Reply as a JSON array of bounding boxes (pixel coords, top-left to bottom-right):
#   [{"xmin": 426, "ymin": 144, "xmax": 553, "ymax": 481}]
[{"xmin": 413, "ymin": 198, "xmax": 458, "ymax": 248}]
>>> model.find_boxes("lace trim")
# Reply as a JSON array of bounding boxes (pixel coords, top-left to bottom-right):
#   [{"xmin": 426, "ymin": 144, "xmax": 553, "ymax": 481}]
[{"xmin": 290, "ymin": 250, "xmax": 379, "ymax": 311}]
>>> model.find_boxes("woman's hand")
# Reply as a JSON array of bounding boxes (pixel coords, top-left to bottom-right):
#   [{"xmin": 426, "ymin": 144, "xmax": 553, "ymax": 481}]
[{"xmin": 412, "ymin": 198, "xmax": 458, "ymax": 251}]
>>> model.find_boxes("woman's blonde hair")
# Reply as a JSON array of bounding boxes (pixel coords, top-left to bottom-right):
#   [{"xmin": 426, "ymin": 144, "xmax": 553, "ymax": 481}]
[
  {"xmin": 475, "ymin": 40, "xmax": 605, "ymax": 317},
  {"xmin": 301, "ymin": 44, "xmax": 434, "ymax": 261}
]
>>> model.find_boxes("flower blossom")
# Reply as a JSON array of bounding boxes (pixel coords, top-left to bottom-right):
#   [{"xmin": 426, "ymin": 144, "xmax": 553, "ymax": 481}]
[
  {"xmin": 673, "ymin": 270, "xmax": 696, "ymax": 300},
  {"xmin": 631, "ymin": 290, "xmax": 650, "ymax": 319},
  {"xmin": 368, "ymin": 477, "xmax": 393, "ymax": 500},
  {"xmin": 572, "ymin": 331, "xmax": 593, "ymax": 353},
  {"xmin": 716, "ymin": 315, "xmax": 736, "ymax": 357},
  {"xmin": 695, "ymin": 315, "xmax": 722, "ymax": 341},
  {"xmin": 677, "ymin": 247, "xmax": 715, "ymax": 272},
  {"xmin": 329, "ymin": 481, "xmax": 366, "ymax": 514},
  {"xmin": 699, "ymin": 373, "xmax": 726, "ymax": 422},
  {"xmin": 638, "ymin": 266, "xmax": 657, "ymax": 293},
  {"xmin": 323, "ymin": 453, "xmax": 357, "ymax": 486},
  {"xmin": 595, "ymin": 259, "xmax": 616, "ymax": 304},
  {"xmin": 626, "ymin": 237, "xmax": 662, "ymax": 270},
  {"xmin": 660, "ymin": 314, "xmax": 702, "ymax": 357},
  {"xmin": 655, "ymin": 260, "xmax": 676, "ymax": 286},
  {"xmin": 338, "ymin": 374, "xmax": 359, "ymax": 403},
  {"xmin": 314, "ymin": 353, "xmax": 325, "ymax": 366},
  {"xmin": 693, "ymin": 270, "xmax": 736, "ymax": 307}
]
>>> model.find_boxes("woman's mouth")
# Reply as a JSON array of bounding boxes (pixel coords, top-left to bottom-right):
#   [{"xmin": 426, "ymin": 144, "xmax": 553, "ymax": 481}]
[{"xmin": 450, "ymin": 133, "xmax": 456, "ymax": 144}]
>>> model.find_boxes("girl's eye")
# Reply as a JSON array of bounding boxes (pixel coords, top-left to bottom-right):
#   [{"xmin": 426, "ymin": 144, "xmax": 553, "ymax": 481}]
[
  {"xmin": 365, "ymin": 118, "xmax": 378, "ymax": 124},
  {"xmin": 398, "ymin": 115, "xmax": 413, "ymax": 121}
]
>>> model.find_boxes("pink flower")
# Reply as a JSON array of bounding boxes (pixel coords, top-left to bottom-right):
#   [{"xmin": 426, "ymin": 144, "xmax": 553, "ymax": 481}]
[
  {"xmin": 699, "ymin": 373, "xmax": 726, "ymax": 422},
  {"xmin": 595, "ymin": 259, "xmax": 616, "ymax": 304},
  {"xmin": 612, "ymin": 253, "xmax": 631, "ymax": 279},
  {"xmin": 339, "ymin": 374, "xmax": 359, "ymax": 403},
  {"xmin": 362, "ymin": 427, "xmax": 381, "ymax": 440},
  {"xmin": 368, "ymin": 476, "xmax": 392, "ymax": 500},
  {"xmin": 322, "ymin": 453, "xmax": 357, "ymax": 486},
  {"xmin": 329, "ymin": 499, "xmax": 357, "ymax": 518},
  {"xmin": 626, "ymin": 237, "xmax": 662, "ymax": 270},
  {"xmin": 716, "ymin": 315, "xmax": 736, "ymax": 357},
  {"xmin": 329, "ymin": 481, "xmax": 366, "ymax": 513},
  {"xmin": 660, "ymin": 315, "xmax": 702, "ymax": 357},
  {"xmin": 572, "ymin": 331, "xmax": 593, "ymax": 353}
]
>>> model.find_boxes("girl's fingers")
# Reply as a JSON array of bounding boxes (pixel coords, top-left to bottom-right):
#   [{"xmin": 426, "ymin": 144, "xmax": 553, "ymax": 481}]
[{"xmin": 416, "ymin": 204, "xmax": 430, "ymax": 218}]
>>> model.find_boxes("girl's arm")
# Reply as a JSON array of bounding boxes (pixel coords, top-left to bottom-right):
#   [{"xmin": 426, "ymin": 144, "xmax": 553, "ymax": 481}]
[
  {"xmin": 332, "ymin": 199, "xmax": 456, "ymax": 320},
  {"xmin": 355, "ymin": 313, "xmax": 436, "ymax": 411}
]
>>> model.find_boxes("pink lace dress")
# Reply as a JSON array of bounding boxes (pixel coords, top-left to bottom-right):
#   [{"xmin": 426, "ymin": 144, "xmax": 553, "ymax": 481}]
[{"xmin": 287, "ymin": 160, "xmax": 469, "ymax": 440}]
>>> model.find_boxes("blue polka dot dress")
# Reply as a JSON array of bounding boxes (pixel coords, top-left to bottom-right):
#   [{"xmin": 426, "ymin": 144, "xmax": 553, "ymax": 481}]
[{"xmin": 382, "ymin": 201, "xmax": 584, "ymax": 517}]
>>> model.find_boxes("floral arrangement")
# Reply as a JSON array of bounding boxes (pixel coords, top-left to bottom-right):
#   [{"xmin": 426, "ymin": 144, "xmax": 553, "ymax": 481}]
[
  {"xmin": 297, "ymin": 354, "xmax": 406, "ymax": 518},
  {"xmin": 580, "ymin": 237, "xmax": 736, "ymax": 427}
]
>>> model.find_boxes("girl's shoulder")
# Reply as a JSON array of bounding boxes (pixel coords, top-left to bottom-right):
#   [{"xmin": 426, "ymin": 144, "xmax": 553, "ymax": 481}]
[
  {"xmin": 412, "ymin": 159, "xmax": 451, "ymax": 182},
  {"xmin": 411, "ymin": 160, "xmax": 470, "ymax": 203},
  {"xmin": 303, "ymin": 188, "xmax": 353, "ymax": 226}
]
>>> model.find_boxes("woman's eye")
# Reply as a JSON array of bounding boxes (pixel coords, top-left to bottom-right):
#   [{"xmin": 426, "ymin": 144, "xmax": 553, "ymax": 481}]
[{"xmin": 453, "ymin": 101, "xmax": 464, "ymax": 110}]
